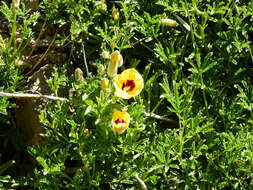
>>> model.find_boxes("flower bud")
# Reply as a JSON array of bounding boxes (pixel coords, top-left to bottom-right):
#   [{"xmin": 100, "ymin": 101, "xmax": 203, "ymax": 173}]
[
  {"xmin": 0, "ymin": 34, "xmax": 5, "ymax": 50},
  {"xmin": 100, "ymin": 78, "xmax": 109, "ymax": 91},
  {"xmin": 97, "ymin": 64, "xmax": 105, "ymax": 75},
  {"xmin": 14, "ymin": 58, "xmax": 27, "ymax": 68},
  {"xmin": 219, "ymin": 109, "xmax": 225, "ymax": 116},
  {"xmin": 84, "ymin": 128, "xmax": 89, "ymax": 134},
  {"xmin": 104, "ymin": 88, "xmax": 111, "ymax": 93},
  {"xmin": 69, "ymin": 89, "xmax": 74, "ymax": 98},
  {"xmin": 107, "ymin": 50, "xmax": 123, "ymax": 77},
  {"xmin": 112, "ymin": 8, "xmax": 120, "ymax": 22},
  {"xmin": 95, "ymin": 0, "xmax": 107, "ymax": 12},
  {"xmin": 75, "ymin": 68, "xmax": 84, "ymax": 83},
  {"xmin": 161, "ymin": 18, "xmax": 179, "ymax": 27},
  {"xmin": 13, "ymin": 0, "xmax": 20, "ymax": 9},
  {"xmin": 101, "ymin": 50, "xmax": 110, "ymax": 59}
]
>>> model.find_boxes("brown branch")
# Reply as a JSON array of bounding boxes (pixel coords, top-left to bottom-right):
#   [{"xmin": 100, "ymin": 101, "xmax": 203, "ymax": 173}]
[
  {"xmin": 27, "ymin": 14, "xmax": 49, "ymax": 58},
  {"xmin": 27, "ymin": 31, "xmax": 57, "ymax": 76},
  {"xmin": 135, "ymin": 174, "xmax": 147, "ymax": 190}
]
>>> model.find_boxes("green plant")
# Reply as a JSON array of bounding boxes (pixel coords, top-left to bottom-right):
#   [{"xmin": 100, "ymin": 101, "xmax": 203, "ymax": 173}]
[{"xmin": 1, "ymin": 0, "xmax": 253, "ymax": 189}]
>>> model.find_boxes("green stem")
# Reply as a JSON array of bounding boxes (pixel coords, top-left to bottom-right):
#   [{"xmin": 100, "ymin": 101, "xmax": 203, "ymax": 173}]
[
  {"xmin": 200, "ymin": 74, "xmax": 209, "ymax": 117},
  {"xmin": 7, "ymin": 4, "xmax": 17, "ymax": 51},
  {"xmin": 179, "ymin": 120, "xmax": 184, "ymax": 159},
  {"xmin": 151, "ymin": 97, "xmax": 164, "ymax": 114}
]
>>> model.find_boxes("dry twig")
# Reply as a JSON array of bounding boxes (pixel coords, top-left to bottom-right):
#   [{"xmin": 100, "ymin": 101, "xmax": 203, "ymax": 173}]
[
  {"xmin": 0, "ymin": 91, "xmax": 176, "ymax": 123},
  {"xmin": 135, "ymin": 174, "xmax": 147, "ymax": 190},
  {"xmin": 27, "ymin": 15, "xmax": 49, "ymax": 58},
  {"xmin": 27, "ymin": 31, "xmax": 58, "ymax": 76},
  {"xmin": 144, "ymin": 111, "xmax": 177, "ymax": 123},
  {"xmin": 81, "ymin": 42, "xmax": 89, "ymax": 77},
  {"xmin": 0, "ymin": 91, "xmax": 68, "ymax": 102}
]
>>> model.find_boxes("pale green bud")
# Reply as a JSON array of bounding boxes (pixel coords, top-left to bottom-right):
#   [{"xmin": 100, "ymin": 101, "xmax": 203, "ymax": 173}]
[{"xmin": 161, "ymin": 18, "xmax": 179, "ymax": 27}]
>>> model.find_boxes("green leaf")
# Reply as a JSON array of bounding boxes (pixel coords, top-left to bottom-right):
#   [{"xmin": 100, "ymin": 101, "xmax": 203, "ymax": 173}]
[
  {"xmin": 174, "ymin": 15, "xmax": 190, "ymax": 31},
  {"xmin": 0, "ymin": 160, "xmax": 15, "ymax": 175}
]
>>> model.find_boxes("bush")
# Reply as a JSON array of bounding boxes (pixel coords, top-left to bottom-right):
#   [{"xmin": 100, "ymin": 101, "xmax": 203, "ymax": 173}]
[{"xmin": 0, "ymin": 0, "xmax": 253, "ymax": 189}]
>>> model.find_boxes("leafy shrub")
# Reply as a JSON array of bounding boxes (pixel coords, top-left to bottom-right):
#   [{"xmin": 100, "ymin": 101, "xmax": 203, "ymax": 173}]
[{"xmin": 0, "ymin": 0, "xmax": 253, "ymax": 189}]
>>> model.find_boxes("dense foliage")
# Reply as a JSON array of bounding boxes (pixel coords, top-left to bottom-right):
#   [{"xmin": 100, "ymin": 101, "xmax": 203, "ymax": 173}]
[{"xmin": 1, "ymin": 0, "xmax": 253, "ymax": 189}]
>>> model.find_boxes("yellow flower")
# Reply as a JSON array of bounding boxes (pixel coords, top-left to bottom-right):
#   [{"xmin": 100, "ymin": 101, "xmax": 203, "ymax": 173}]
[
  {"xmin": 161, "ymin": 18, "xmax": 179, "ymax": 27},
  {"xmin": 112, "ymin": 110, "xmax": 130, "ymax": 134},
  {"xmin": 107, "ymin": 50, "xmax": 123, "ymax": 77},
  {"xmin": 113, "ymin": 68, "xmax": 144, "ymax": 99}
]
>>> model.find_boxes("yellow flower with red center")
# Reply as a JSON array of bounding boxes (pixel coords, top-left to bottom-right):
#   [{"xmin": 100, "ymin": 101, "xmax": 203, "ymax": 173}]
[
  {"xmin": 113, "ymin": 68, "xmax": 144, "ymax": 99},
  {"xmin": 112, "ymin": 110, "xmax": 130, "ymax": 134}
]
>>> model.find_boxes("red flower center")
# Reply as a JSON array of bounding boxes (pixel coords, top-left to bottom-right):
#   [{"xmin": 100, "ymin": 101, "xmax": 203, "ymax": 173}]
[
  {"xmin": 122, "ymin": 80, "xmax": 135, "ymax": 92},
  {"xmin": 115, "ymin": 119, "xmax": 126, "ymax": 124}
]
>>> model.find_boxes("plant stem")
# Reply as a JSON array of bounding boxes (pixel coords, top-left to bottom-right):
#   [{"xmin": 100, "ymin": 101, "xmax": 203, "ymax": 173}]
[
  {"xmin": 200, "ymin": 74, "xmax": 209, "ymax": 117},
  {"xmin": 134, "ymin": 174, "xmax": 147, "ymax": 190},
  {"xmin": 179, "ymin": 120, "xmax": 184, "ymax": 158},
  {"xmin": 81, "ymin": 42, "xmax": 89, "ymax": 77},
  {"xmin": 26, "ymin": 31, "xmax": 58, "ymax": 76},
  {"xmin": 7, "ymin": 3, "xmax": 17, "ymax": 51}
]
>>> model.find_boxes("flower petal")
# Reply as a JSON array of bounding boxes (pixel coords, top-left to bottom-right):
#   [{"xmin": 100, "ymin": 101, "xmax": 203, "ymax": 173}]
[
  {"xmin": 112, "ymin": 110, "xmax": 130, "ymax": 134},
  {"xmin": 113, "ymin": 68, "xmax": 144, "ymax": 99}
]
